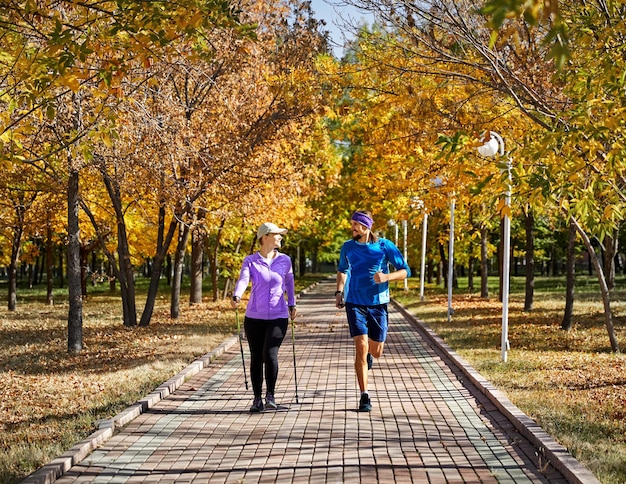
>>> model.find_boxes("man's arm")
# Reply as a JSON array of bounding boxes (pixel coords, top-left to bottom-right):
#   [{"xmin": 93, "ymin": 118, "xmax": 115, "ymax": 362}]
[
  {"xmin": 374, "ymin": 268, "xmax": 407, "ymax": 284},
  {"xmin": 335, "ymin": 271, "xmax": 347, "ymax": 308},
  {"xmin": 336, "ymin": 271, "xmax": 347, "ymax": 292}
]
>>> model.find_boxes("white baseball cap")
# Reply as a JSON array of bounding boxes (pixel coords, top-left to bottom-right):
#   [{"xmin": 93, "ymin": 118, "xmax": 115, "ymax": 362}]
[{"xmin": 256, "ymin": 222, "xmax": 288, "ymax": 240}]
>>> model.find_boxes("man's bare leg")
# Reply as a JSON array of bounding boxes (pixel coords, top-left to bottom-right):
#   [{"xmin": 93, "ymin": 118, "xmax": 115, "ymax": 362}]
[
  {"xmin": 354, "ymin": 335, "xmax": 369, "ymax": 392},
  {"xmin": 369, "ymin": 340, "xmax": 384, "ymax": 359}
]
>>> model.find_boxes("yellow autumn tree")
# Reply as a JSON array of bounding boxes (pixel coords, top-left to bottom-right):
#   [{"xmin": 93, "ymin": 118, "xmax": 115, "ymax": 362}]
[
  {"xmin": 327, "ymin": 0, "xmax": 622, "ymax": 351},
  {"xmin": 0, "ymin": 0, "xmax": 250, "ymax": 349}
]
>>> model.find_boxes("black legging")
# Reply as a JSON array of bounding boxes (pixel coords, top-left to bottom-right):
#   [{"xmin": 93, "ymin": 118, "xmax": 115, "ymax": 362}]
[{"xmin": 244, "ymin": 317, "xmax": 288, "ymax": 398}]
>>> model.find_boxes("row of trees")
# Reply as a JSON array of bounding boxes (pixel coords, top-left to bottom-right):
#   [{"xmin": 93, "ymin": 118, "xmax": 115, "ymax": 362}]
[
  {"xmin": 1, "ymin": 0, "xmax": 624, "ymax": 354},
  {"xmin": 0, "ymin": 0, "xmax": 330, "ymax": 353},
  {"xmin": 311, "ymin": 0, "xmax": 624, "ymax": 352}
]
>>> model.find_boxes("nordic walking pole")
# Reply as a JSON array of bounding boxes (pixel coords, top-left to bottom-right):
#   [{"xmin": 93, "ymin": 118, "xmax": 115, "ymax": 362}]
[
  {"xmin": 290, "ymin": 315, "xmax": 299, "ymax": 404},
  {"xmin": 235, "ymin": 308, "xmax": 248, "ymax": 390}
]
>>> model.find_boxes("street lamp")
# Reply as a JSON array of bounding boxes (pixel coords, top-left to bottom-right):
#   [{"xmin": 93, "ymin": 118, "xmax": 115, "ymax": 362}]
[
  {"xmin": 389, "ymin": 218, "xmax": 409, "ymax": 291},
  {"xmin": 387, "ymin": 219, "xmax": 407, "ymax": 290},
  {"xmin": 420, "ymin": 212, "xmax": 428, "ymax": 301},
  {"xmin": 433, "ymin": 177, "xmax": 454, "ymax": 321},
  {"xmin": 400, "ymin": 220, "xmax": 408, "ymax": 290},
  {"xmin": 447, "ymin": 198, "xmax": 455, "ymax": 322},
  {"xmin": 477, "ymin": 131, "xmax": 511, "ymax": 363},
  {"xmin": 387, "ymin": 219, "xmax": 399, "ymax": 247},
  {"xmin": 411, "ymin": 197, "xmax": 428, "ymax": 301}
]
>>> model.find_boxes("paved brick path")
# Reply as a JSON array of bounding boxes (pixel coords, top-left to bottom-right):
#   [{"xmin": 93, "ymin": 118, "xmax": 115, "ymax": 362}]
[{"xmin": 27, "ymin": 279, "xmax": 598, "ymax": 483}]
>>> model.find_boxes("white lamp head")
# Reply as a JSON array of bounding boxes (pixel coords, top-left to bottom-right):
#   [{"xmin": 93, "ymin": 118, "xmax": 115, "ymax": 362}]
[
  {"xmin": 431, "ymin": 176, "xmax": 444, "ymax": 188},
  {"xmin": 411, "ymin": 197, "xmax": 424, "ymax": 210},
  {"xmin": 477, "ymin": 136, "xmax": 500, "ymax": 157}
]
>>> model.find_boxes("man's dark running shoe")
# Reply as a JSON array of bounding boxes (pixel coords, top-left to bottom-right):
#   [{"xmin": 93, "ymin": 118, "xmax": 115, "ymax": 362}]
[
  {"xmin": 367, "ymin": 353, "xmax": 373, "ymax": 370},
  {"xmin": 359, "ymin": 393, "xmax": 372, "ymax": 412},
  {"xmin": 250, "ymin": 397, "xmax": 264, "ymax": 413}
]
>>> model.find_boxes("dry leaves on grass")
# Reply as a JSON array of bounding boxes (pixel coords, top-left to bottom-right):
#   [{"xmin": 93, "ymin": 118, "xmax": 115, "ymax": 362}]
[
  {"xmin": 399, "ymin": 290, "xmax": 626, "ymax": 426},
  {"xmin": 397, "ymin": 285, "xmax": 626, "ymax": 483},
  {"xmin": 0, "ymin": 298, "xmax": 236, "ymax": 480}
]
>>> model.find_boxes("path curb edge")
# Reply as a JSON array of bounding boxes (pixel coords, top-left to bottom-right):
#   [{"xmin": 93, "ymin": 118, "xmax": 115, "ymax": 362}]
[
  {"xmin": 392, "ymin": 299, "xmax": 600, "ymax": 484},
  {"xmin": 21, "ymin": 336, "xmax": 240, "ymax": 484}
]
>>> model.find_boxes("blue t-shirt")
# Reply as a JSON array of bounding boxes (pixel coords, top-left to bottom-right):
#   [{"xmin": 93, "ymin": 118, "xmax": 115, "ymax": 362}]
[{"xmin": 337, "ymin": 238, "xmax": 410, "ymax": 306}]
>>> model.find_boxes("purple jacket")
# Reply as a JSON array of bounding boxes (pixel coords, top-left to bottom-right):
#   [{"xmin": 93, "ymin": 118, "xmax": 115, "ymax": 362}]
[{"xmin": 233, "ymin": 251, "xmax": 296, "ymax": 320}]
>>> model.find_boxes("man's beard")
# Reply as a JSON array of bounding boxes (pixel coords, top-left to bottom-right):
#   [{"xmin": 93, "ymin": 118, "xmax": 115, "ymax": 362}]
[{"xmin": 353, "ymin": 234, "xmax": 365, "ymax": 242}]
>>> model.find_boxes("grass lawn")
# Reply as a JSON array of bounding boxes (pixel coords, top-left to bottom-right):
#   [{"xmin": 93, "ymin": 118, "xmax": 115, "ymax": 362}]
[
  {"xmin": 393, "ymin": 274, "xmax": 626, "ymax": 484},
  {"xmin": 0, "ymin": 275, "xmax": 325, "ymax": 483}
]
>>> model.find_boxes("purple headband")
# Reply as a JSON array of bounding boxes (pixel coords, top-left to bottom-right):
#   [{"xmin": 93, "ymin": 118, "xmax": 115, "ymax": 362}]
[{"xmin": 351, "ymin": 211, "xmax": 373, "ymax": 230}]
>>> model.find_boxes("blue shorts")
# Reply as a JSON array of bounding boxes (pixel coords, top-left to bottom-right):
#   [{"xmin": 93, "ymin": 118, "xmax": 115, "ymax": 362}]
[{"xmin": 345, "ymin": 303, "xmax": 388, "ymax": 342}]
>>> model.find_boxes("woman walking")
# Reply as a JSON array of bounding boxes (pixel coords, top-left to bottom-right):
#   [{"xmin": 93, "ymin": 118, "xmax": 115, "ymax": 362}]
[{"xmin": 232, "ymin": 222, "xmax": 297, "ymax": 412}]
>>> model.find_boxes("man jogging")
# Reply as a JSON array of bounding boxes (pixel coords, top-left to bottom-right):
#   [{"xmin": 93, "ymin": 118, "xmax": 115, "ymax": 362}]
[{"xmin": 335, "ymin": 210, "xmax": 410, "ymax": 412}]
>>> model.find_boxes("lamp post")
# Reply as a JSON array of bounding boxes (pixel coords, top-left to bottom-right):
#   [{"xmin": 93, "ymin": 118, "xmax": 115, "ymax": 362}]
[
  {"xmin": 447, "ymin": 198, "xmax": 455, "ymax": 322},
  {"xmin": 387, "ymin": 219, "xmax": 399, "ymax": 288},
  {"xmin": 387, "ymin": 219, "xmax": 399, "ymax": 247},
  {"xmin": 400, "ymin": 220, "xmax": 408, "ymax": 290},
  {"xmin": 411, "ymin": 197, "xmax": 428, "ymax": 301},
  {"xmin": 477, "ymin": 131, "xmax": 511, "ymax": 362},
  {"xmin": 420, "ymin": 212, "xmax": 428, "ymax": 301},
  {"xmin": 432, "ymin": 177, "xmax": 454, "ymax": 321}
]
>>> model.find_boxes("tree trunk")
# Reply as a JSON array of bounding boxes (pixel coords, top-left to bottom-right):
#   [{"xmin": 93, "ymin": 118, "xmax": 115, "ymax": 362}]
[
  {"xmin": 7, "ymin": 227, "xmax": 21, "ymax": 311},
  {"xmin": 436, "ymin": 260, "xmax": 442, "ymax": 286},
  {"xmin": 300, "ymin": 247, "xmax": 307, "ymax": 276},
  {"xmin": 223, "ymin": 233, "xmax": 244, "ymax": 300},
  {"xmin": 210, "ymin": 219, "xmax": 226, "ymax": 302},
  {"xmin": 569, "ymin": 214, "xmax": 620, "ymax": 352},
  {"xmin": 209, "ymin": 232, "xmax": 219, "ymax": 302},
  {"xmin": 80, "ymin": 245, "xmax": 88, "ymax": 297},
  {"xmin": 117, "ymin": 223, "xmax": 137, "ymax": 327},
  {"xmin": 171, "ymin": 221, "xmax": 191, "ymax": 319},
  {"xmin": 562, "ymin": 220, "xmax": 576, "ymax": 331},
  {"xmin": 189, "ymin": 228, "xmax": 204, "ymax": 304},
  {"xmin": 101, "ymin": 173, "xmax": 137, "ymax": 326},
  {"xmin": 109, "ymin": 261, "xmax": 116, "ymax": 292},
  {"xmin": 603, "ymin": 233, "xmax": 618, "ymax": 291},
  {"xmin": 189, "ymin": 209, "xmax": 207, "ymax": 305},
  {"xmin": 67, "ymin": 168, "xmax": 83, "ymax": 354},
  {"xmin": 427, "ymin": 257, "xmax": 434, "ymax": 284},
  {"xmin": 480, "ymin": 226, "xmax": 489, "ymax": 298},
  {"xmin": 58, "ymin": 245, "xmax": 64, "ymax": 287},
  {"xmin": 166, "ymin": 254, "xmax": 172, "ymax": 285},
  {"xmin": 222, "ymin": 236, "xmax": 243, "ymax": 299},
  {"xmin": 439, "ymin": 243, "xmax": 447, "ymax": 289},
  {"xmin": 37, "ymin": 251, "xmax": 44, "ymax": 285},
  {"xmin": 311, "ymin": 245, "xmax": 319, "ymax": 273},
  {"xmin": 7, "ymin": 196, "xmax": 26, "ymax": 311},
  {"xmin": 46, "ymin": 215, "xmax": 54, "ymax": 305},
  {"xmin": 467, "ymin": 210, "xmax": 474, "ymax": 291},
  {"xmin": 32, "ymin": 256, "xmax": 40, "ymax": 287},
  {"xmin": 139, "ymin": 211, "xmax": 178, "ymax": 326},
  {"xmin": 524, "ymin": 209, "xmax": 535, "ymax": 311}
]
